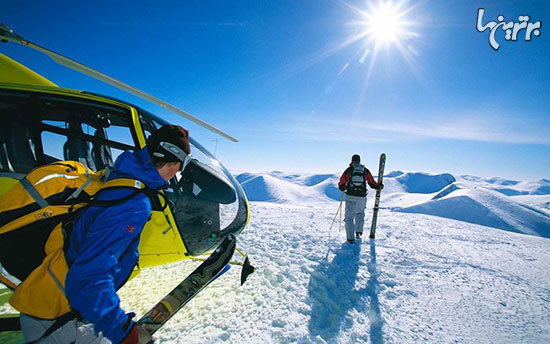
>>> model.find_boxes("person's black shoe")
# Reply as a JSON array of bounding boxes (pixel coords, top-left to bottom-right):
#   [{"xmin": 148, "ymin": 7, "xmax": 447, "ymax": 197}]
[
  {"xmin": 355, "ymin": 232, "xmax": 362, "ymax": 238},
  {"xmin": 347, "ymin": 239, "xmax": 355, "ymax": 244}
]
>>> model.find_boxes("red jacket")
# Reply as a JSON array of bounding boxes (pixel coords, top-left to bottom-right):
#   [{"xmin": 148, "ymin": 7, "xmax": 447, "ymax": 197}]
[{"xmin": 338, "ymin": 163, "xmax": 380, "ymax": 196}]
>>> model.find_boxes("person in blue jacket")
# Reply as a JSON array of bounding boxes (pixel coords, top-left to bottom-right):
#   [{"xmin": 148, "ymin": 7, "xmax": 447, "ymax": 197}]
[
  {"xmin": 19, "ymin": 124, "xmax": 190, "ymax": 344},
  {"xmin": 71, "ymin": 124, "xmax": 190, "ymax": 343}
]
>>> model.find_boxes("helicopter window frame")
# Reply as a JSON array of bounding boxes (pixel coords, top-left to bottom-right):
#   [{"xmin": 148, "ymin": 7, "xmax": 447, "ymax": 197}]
[
  {"xmin": 0, "ymin": 88, "xmax": 145, "ymax": 173},
  {"xmin": 38, "ymin": 95, "xmax": 139, "ymax": 168},
  {"xmin": 38, "ymin": 95, "xmax": 139, "ymax": 145}
]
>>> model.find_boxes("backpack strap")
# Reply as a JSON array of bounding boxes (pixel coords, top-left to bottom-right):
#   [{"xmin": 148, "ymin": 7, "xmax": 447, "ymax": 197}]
[
  {"xmin": 142, "ymin": 188, "xmax": 168, "ymax": 211},
  {"xmin": 89, "ymin": 178, "xmax": 167, "ymax": 211},
  {"xmin": 101, "ymin": 178, "xmax": 147, "ymax": 190},
  {"xmin": 20, "ymin": 176, "xmax": 49, "ymax": 209},
  {"xmin": 64, "ymin": 166, "xmax": 93, "ymax": 203}
]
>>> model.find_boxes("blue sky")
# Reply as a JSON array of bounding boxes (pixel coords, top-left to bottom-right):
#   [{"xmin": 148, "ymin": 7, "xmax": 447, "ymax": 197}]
[{"xmin": 2, "ymin": 0, "xmax": 549, "ymax": 180}]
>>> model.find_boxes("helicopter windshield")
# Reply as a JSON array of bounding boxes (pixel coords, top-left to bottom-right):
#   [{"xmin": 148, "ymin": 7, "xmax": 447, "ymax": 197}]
[{"xmin": 138, "ymin": 109, "xmax": 248, "ymax": 256}]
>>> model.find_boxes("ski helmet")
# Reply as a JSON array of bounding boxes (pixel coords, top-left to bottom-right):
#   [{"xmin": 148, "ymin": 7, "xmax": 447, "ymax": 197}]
[
  {"xmin": 148, "ymin": 124, "xmax": 190, "ymax": 169},
  {"xmin": 351, "ymin": 154, "xmax": 361, "ymax": 163}
]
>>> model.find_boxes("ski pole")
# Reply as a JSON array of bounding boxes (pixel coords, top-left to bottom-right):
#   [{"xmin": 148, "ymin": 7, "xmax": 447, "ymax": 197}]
[
  {"xmin": 339, "ymin": 196, "xmax": 343, "ymax": 232},
  {"xmin": 329, "ymin": 191, "xmax": 345, "ymax": 231}
]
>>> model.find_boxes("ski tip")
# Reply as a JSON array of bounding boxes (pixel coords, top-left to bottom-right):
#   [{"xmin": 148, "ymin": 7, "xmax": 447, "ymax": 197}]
[{"xmin": 240, "ymin": 256, "xmax": 255, "ymax": 286}]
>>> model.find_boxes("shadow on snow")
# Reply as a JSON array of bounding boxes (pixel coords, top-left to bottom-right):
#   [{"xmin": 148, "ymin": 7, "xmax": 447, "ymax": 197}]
[{"xmin": 307, "ymin": 239, "xmax": 384, "ymax": 343}]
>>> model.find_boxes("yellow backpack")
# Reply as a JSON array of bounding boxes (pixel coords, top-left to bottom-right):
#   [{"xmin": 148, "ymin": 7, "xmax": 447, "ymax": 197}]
[{"xmin": 0, "ymin": 161, "xmax": 147, "ymax": 319}]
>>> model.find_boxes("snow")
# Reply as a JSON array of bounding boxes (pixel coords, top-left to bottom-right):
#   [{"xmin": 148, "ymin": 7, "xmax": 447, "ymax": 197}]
[
  {"xmin": 116, "ymin": 170, "xmax": 550, "ymax": 343},
  {"xmin": 399, "ymin": 182, "xmax": 550, "ymax": 237},
  {"xmin": 237, "ymin": 171, "xmax": 550, "ymax": 238},
  {"xmin": 389, "ymin": 172, "xmax": 456, "ymax": 194},
  {"xmin": 116, "ymin": 202, "xmax": 550, "ymax": 343},
  {"xmin": 239, "ymin": 173, "xmax": 333, "ymax": 204},
  {"xmin": 2, "ymin": 170, "xmax": 550, "ymax": 343}
]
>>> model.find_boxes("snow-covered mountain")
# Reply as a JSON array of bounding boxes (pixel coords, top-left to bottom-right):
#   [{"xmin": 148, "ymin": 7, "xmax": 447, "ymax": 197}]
[{"xmin": 236, "ymin": 171, "xmax": 550, "ymax": 238}]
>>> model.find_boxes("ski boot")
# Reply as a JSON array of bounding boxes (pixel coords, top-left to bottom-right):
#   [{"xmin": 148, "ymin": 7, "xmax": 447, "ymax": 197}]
[
  {"xmin": 347, "ymin": 239, "xmax": 355, "ymax": 244},
  {"xmin": 355, "ymin": 232, "xmax": 362, "ymax": 239}
]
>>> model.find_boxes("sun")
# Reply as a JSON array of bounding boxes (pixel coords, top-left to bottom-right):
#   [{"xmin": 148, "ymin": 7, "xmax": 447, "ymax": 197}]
[
  {"xmin": 324, "ymin": 0, "xmax": 422, "ymax": 115},
  {"xmin": 362, "ymin": 1, "xmax": 408, "ymax": 45}
]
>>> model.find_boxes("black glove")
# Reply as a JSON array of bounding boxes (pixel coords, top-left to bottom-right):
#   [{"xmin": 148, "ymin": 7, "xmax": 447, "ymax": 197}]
[
  {"xmin": 338, "ymin": 185, "xmax": 346, "ymax": 191},
  {"xmin": 378, "ymin": 183, "xmax": 384, "ymax": 190}
]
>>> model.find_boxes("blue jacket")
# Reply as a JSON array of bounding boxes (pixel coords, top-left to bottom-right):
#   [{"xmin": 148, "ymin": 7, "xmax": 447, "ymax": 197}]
[{"xmin": 65, "ymin": 148, "xmax": 167, "ymax": 343}]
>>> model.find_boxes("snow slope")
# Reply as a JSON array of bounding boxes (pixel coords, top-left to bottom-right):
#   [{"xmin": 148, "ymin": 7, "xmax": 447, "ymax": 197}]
[
  {"xmin": 113, "ymin": 202, "xmax": 550, "ymax": 344},
  {"xmin": 2, "ymin": 201, "xmax": 548, "ymax": 343},
  {"xmin": 386, "ymin": 171, "xmax": 456, "ymax": 194},
  {"xmin": 399, "ymin": 182, "xmax": 550, "ymax": 237},
  {"xmin": 240, "ymin": 173, "xmax": 333, "ymax": 204},
  {"xmin": 460, "ymin": 176, "xmax": 550, "ymax": 196}
]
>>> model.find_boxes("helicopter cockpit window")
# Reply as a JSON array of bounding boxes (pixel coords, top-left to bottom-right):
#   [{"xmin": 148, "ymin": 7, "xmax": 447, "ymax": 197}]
[
  {"xmin": 137, "ymin": 109, "xmax": 248, "ymax": 256},
  {"xmin": 38, "ymin": 95, "xmax": 137, "ymax": 172},
  {"xmin": 166, "ymin": 139, "xmax": 248, "ymax": 256}
]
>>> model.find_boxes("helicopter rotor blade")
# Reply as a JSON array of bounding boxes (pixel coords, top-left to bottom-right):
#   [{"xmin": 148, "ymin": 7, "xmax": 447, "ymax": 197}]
[{"xmin": 0, "ymin": 23, "xmax": 238, "ymax": 142}]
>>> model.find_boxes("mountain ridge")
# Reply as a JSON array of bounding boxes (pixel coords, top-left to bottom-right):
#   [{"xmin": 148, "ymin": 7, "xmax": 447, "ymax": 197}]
[{"xmin": 235, "ymin": 170, "xmax": 550, "ymax": 238}]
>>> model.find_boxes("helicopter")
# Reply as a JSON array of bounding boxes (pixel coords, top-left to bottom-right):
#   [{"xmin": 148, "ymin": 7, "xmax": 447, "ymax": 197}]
[{"xmin": 0, "ymin": 23, "xmax": 252, "ymax": 339}]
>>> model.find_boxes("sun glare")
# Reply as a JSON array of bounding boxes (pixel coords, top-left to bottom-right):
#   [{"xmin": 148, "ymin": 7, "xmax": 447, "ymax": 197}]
[
  {"xmin": 325, "ymin": 0, "xmax": 422, "ymax": 115},
  {"xmin": 301, "ymin": 0, "xmax": 421, "ymax": 114},
  {"xmin": 363, "ymin": 2, "xmax": 406, "ymax": 45}
]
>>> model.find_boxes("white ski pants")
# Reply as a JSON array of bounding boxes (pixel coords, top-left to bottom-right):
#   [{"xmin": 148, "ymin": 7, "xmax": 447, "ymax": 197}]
[
  {"xmin": 344, "ymin": 194, "xmax": 367, "ymax": 240},
  {"xmin": 20, "ymin": 313, "xmax": 110, "ymax": 344}
]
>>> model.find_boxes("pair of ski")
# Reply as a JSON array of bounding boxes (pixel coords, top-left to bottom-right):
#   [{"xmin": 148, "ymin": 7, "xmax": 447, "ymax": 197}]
[
  {"xmin": 369, "ymin": 153, "xmax": 386, "ymax": 239},
  {"xmin": 137, "ymin": 234, "xmax": 254, "ymax": 336}
]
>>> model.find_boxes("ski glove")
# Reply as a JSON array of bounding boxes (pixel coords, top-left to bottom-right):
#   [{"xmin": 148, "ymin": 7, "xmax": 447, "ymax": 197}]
[
  {"xmin": 120, "ymin": 313, "xmax": 154, "ymax": 344},
  {"xmin": 378, "ymin": 183, "xmax": 384, "ymax": 190},
  {"xmin": 120, "ymin": 324, "xmax": 138, "ymax": 344},
  {"xmin": 119, "ymin": 324, "xmax": 153, "ymax": 344},
  {"xmin": 338, "ymin": 184, "xmax": 346, "ymax": 191}
]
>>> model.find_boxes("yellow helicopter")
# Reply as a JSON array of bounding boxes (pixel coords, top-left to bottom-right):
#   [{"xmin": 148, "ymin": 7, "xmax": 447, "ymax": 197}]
[{"xmin": 0, "ymin": 23, "xmax": 251, "ymax": 340}]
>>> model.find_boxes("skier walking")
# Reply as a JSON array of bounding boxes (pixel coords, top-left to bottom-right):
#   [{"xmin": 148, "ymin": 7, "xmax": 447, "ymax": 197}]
[
  {"xmin": 19, "ymin": 124, "xmax": 190, "ymax": 344},
  {"xmin": 338, "ymin": 154, "xmax": 383, "ymax": 243}
]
